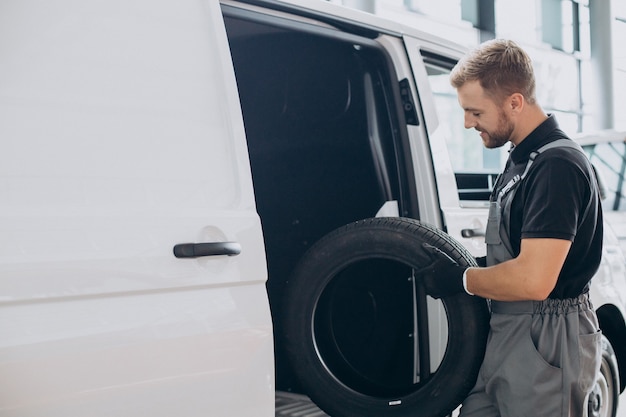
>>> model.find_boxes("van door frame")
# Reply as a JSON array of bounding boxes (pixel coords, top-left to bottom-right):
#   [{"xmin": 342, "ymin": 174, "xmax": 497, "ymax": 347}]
[{"xmin": 402, "ymin": 35, "xmax": 489, "ymax": 257}]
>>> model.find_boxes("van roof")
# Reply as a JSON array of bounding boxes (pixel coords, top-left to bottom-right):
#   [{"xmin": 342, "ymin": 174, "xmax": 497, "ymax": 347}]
[{"xmin": 223, "ymin": 0, "xmax": 468, "ymax": 59}]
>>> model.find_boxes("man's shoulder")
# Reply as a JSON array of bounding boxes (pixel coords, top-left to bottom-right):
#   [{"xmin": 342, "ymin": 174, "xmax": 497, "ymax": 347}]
[
  {"xmin": 535, "ymin": 136, "xmax": 586, "ymax": 163},
  {"xmin": 530, "ymin": 141, "xmax": 593, "ymax": 187}
]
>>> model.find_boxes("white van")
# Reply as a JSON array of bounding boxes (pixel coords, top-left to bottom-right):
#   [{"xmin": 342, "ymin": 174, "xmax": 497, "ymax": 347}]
[{"xmin": 1, "ymin": 1, "xmax": 625, "ymax": 417}]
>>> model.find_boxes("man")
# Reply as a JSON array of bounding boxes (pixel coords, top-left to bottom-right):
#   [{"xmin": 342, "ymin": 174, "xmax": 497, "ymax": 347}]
[{"xmin": 421, "ymin": 39, "xmax": 603, "ymax": 416}]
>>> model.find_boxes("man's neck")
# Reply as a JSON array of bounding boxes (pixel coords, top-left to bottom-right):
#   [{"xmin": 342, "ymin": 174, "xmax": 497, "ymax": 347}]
[{"xmin": 510, "ymin": 106, "xmax": 548, "ymax": 146}]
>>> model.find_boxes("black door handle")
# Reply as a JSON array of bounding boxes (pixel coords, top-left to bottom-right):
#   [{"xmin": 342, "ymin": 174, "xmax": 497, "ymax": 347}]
[
  {"xmin": 173, "ymin": 242, "xmax": 241, "ymax": 258},
  {"xmin": 461, "ymin": 228, "xmax": 486, "ymax": 238}
]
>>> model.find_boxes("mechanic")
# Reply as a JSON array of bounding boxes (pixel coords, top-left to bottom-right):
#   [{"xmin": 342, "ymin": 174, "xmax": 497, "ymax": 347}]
[{"xmin": 421, "ymin": 39, "xmax": 604, "ymax": 416}]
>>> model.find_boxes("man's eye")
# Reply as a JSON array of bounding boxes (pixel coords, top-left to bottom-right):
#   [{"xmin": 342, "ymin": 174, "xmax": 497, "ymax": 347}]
[{"xmin": 472, "ymin": 113, "xmax": 480, "ymax": 117}]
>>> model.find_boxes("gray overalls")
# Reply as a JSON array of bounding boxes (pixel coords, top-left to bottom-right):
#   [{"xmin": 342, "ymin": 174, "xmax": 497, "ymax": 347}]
[{"xmin": 460, "ymin": 140, "xmax": 602, "ymax": 417}]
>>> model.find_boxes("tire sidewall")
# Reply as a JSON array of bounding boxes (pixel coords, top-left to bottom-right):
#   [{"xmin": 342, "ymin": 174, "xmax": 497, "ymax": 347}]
[{"xmin": 283, "ymin": 218, "xmax": 489, "ymax": 417}]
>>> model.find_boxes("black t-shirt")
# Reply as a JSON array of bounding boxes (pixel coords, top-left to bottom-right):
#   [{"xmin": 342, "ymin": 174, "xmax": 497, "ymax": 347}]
[{"xmin": 493, "ymin": 115, "xmax": 603, "ymax": 299}]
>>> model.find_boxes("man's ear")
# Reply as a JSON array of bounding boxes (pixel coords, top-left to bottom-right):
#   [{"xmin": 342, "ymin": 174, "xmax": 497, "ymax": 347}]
[{"xmin": 509, "ymin": 93, "xmax": 525, "ymax": 113}]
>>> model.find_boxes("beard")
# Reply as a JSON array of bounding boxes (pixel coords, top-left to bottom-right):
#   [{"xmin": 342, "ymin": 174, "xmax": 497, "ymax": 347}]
[{"xmin": 478, "ymin": 111, "xmax": 514, "ymax": 149}]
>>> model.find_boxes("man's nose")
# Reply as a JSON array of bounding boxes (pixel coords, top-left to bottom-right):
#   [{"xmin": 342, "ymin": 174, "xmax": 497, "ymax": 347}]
[{"xmin": 464, "ymin": 115, "xmax": 476, "ymax": 129}]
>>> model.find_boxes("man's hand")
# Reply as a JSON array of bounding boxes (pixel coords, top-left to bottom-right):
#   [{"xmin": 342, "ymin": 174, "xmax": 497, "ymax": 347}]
[{"xmin": 418, "ymin": 243, "xmax": 467, "ymax": 299}]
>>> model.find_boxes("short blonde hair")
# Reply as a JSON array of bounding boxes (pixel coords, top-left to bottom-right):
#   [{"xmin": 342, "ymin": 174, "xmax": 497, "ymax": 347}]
[{"xmin": 450, "ymin": 39, "xmax": 537, "ymax": 105}]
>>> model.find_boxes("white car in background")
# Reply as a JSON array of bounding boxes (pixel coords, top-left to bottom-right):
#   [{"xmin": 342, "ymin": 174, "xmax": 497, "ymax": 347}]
[{"xmin": 575, "ymin": 130, "xmax": 626, "ymax": 252}]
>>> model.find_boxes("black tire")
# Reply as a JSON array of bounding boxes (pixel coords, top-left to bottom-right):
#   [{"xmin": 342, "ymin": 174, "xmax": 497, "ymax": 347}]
[
  {"xmin": 588, "ymin": 334, "xmax": 620, "ymax": 417},
  {"xmin": 282, "ymin": 217, "xmax": 490, "ymax": 417}
]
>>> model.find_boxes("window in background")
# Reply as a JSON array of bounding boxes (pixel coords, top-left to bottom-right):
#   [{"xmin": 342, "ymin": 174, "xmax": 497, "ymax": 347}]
[
  {"xmin": 529, "ymin": 46, "xmax": 582, "ymax": 132},
  {"xmin": 403, "ymin": 0, "xmax": 463, "ymax": 21},
  {"xmin": 541, "ymin": 0, "xmax": 584, "ymax": 53},
  {"xmin": 614, "ymin": 2, "xmax": 626, "ymax": 130},
  {"xmin": 495, "ymin": 0, "xmax": 540, "ymax": 44},
  {"xmin": 460, "ymin": 0, "xmax": 495, "ymax": 40},
  {"xmin": 583, "ymin": 141, "xmax": 626, "ymax": 212}
]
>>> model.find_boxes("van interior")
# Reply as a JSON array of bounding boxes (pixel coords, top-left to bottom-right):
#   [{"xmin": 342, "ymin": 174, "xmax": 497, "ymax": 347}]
[{"xmin": 222, "ymin": 6, "xmax": 418, "ymax": 392}]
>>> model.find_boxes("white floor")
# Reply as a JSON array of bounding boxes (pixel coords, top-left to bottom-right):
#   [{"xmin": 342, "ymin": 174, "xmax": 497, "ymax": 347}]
[
  {"xmin": 618, "ymin": 391, "xmax": 626, "ymax": 417},
  {"xmin": 276, "ymin": 390, "xmax": 626, "ymax": 416}
]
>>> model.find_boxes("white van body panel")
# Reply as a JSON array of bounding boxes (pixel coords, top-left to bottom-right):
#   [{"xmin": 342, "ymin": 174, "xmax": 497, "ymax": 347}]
[{"xmin": 0, "ymin": 1, "xmax": 273, "ymax": 416}]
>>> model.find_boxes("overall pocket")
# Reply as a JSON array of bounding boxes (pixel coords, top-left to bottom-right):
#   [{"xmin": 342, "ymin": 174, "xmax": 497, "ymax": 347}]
[
  {"xmin": 485, "ymin": 314, "xmax": 564, "ymax": 417},
  {"xmin": 578, "ymin": 330, "xmax": 602, "ymax": 393}
]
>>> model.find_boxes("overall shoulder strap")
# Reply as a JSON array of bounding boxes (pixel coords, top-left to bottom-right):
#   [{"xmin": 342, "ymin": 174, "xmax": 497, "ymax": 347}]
[
  {"xmin": 521, "ymin": 139, "xmax": 583, "ymax": 181},
  {"xmin": 535, "ymin": 138, "xmax": 583, "ymax": 154},
  {"xmin": 525, "ymin": 138, "xmax": 598, "ymax": 221},
  {"xmin": 497, "ymin": 139, "xmax": 583, "ymax": 203}
]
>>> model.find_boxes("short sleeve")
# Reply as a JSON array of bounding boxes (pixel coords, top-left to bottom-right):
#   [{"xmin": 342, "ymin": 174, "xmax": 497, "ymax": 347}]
[{"xmin": 519, "ymin": 154, "xmax": 589, "ymax": 241}]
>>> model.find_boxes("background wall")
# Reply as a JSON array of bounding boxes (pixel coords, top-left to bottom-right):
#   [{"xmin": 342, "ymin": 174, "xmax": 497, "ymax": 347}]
[{"xmin": 330, "ymin": 0, "xmax": 625, "ymax": 134}]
